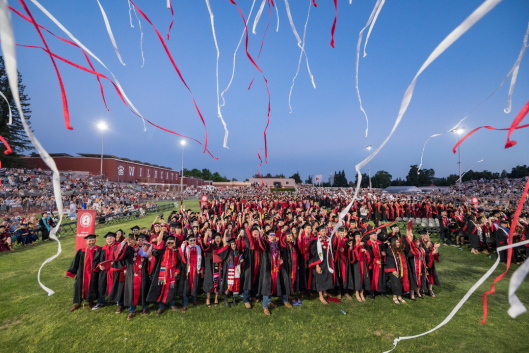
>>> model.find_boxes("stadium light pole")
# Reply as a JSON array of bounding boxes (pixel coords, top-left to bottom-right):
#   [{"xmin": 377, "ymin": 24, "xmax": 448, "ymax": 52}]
[
  {"xmin": 180, "ymin": 140, "xmax": 186, "ymax": 199},
  {"xmin": 366, "ymin": 145, "xmax": 372, "ymax": 190},
  {"xmin": 454, "ymin": 128, "xmax": 465, "ymax": 184},
  {"xmin": 97, "ymin": 122, "xmax": 108, "ymax": 181}
]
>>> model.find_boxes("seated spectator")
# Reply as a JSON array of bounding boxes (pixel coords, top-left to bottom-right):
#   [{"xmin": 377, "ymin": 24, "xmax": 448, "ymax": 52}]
[
  {"xmin": 0, "ymin": 224, "xmax": 14, "ymax": 252},
  {"xmin": 14, "ymin": 222, "xmax": 37, "ymax": 247}
]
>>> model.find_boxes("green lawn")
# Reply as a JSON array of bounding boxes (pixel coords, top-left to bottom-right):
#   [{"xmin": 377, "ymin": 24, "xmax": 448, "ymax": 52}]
[{"xmin": 1, "ymin": 206, "xmax": 528, "ymax": 353}]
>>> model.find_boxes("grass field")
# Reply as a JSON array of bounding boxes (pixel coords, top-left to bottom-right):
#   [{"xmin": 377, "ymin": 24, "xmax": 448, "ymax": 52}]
[{"xmin": 1, "ymin": 201, "xmax": 528, "ymax": 353}]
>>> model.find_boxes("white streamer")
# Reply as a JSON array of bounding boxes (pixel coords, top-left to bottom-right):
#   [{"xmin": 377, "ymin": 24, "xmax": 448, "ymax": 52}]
[
  {"xmin": 128, "ymin": 0, "xmax": 134, "ymax": 28},
  {"xmin": 205, "ymin": 0, "xmax": 228, "ymax": 148},
  {"xmin": 383, "ymin": 240, "xmax": 529, "ymax": 353},
  {"xmin": 508, "ymin": 256, "xmax": 529, "ymax": 318},
  {"xmin": 357, "ymin": 0, "xmax": 502, "ymax": 191},
  {"xmin": 287, "ymin": 0, "xmax": 316, "ymax": 113},
  {"xmin": 131, "ymin": 3, "xmax": 145, "ymax": 67},
  {"xmin": 220, "ymin": 0, "xmax": 256, "ymax": 107},
  {"xmin": 253, "ymin": 0, "xmax": 266, "ymax": 34},
  {"xmin": 167, "ymin": 0, "xmax": 171, "ymax": 9},
  {"xmin": 0, "ymin": 90, "xmax": 12, "ymax": 125},
  {"xmin": 0, "ymin": 0, "xmax": 63, "ymax": 296},
  {"xmin": 355, "ymin": 0, "xmax": 384, "ymax": 137},
  {"xmin": 30, "ymin": 0, "xmax": 146, "ymax": 131},
  {"xmin": 457, "ymin": 159, "xmax": 484, "ymax": 183},
  {"xmin": 274, "ymin": 0, "xmax": 279, "ymax": 32},
  {"xmin": 504, "ymin": 22, "xmax": 529, "ymax": 114},
  {"xmin": 97, "ymin": 0, "xmax": 126, "ymax": 66},
  {"xmin": 363, "ymin": 0, "xmax": 385, "ymax": 57}
]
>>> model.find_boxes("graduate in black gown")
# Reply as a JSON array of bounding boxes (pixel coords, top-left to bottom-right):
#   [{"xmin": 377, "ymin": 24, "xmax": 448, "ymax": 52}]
[
  {"xmin": 332, "ymin": 227, "xmax": 354, "ymax": 300},
  {"xmin": 177, "ymin": 234, "xmax": 204, "ymax": 312},
  {"xmin": 201, "ymin": 232, "xmax": 226, "ymax": 307},
  {"xmin": 257, "ymin": 231, "xmax": 292, "ymax": 315},
  {"xmin": 116, "ymin": 233, "xmax": 155, "ymax": 319},
  {"xmin": 221, "ymin": 237, "xmax": 243, "ymax": 308},
  {"xmin": 239, "ymin": 220, "xmax": 262, "ymax": 308},
  {"xmin": 95, "ymin": 232, "xmax": 125, "ymax": 312},
  {"xmin": 466, "ymin": 215, "xmax": 482, "ymax": 255},
  {"xmin": 365, "ymin": 231, "xmax": 388, "ymax": 300},
  {"xmin": 280, "ymin": 229, "xmax": 302, "ymax": 306},
  {"xmin": 420, "ymin": 232, "xmax": 441, "ymax": 297},
  {"xmin": 309, "ymin": 226, "xmax": 336, "ymax": 305},
  {"xmin": 64, "ymin": 234, "xmax": 103, "ymax": 312},
  {"xmin": 350, "ymin": 231, "xmax": 371, "ymax": 302},
  {"xmin": 383, "ymin": 238, "xmax": 409, "ymax": 305},
  {"xmin": 146, "ymin": 232, "xmax": 182, "ymax": 317}
]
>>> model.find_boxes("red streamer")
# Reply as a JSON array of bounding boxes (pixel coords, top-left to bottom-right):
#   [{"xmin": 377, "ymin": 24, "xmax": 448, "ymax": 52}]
[
  {"xmin": 248, "ymin": 0, "xmax": 272, "ymax": 90},
  {"xmin": 452, "ymin": 122, "xmax": 529, "ymax": 154},
  {"xmin": 505, "ymin": 98, "xmax": 529, "ymax": 148},
  {"xmin": 167, "ymin": 0, "xmax": 174, "ymax": 40},
  {"xmin": 18, "ymin": 0, "xmax": 72, "ymax": 130},
  {"xmin": 330, "ymin": 0, "xmax": 337, "ymax": 48},
  {"xmin": 9, "ymin": 6, "xmax": 108, "ymax": 110},
  {"xmin": 11, "ymin": 42, "xmax": 217, "ymax": 160},
  {"xmin": 313, "ymin": 0, "xmax": 318, "ymax": 7},
  {"xmin": 256, "ymin": 148, "xmax": 264, "ymax": 195},
  {"xmin": 481, "ymin": 175, "xmax": 529, "ymax": 324},
  {"xmin": 129, "ymin": 1, "xmax": 208, "ymax": 154},
  {"xmin": 228, "ymin": 0, "xmax": 271, "ymax": 163},
  {"xmin": 0, "ymin": 135, "xmax": 12, "ymax": 155}
]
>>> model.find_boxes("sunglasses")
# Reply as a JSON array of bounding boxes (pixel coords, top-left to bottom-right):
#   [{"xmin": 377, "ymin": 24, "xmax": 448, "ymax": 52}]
[{"xmin": 167, "ymin": 242, "xmax": 175, "ymax": 245}]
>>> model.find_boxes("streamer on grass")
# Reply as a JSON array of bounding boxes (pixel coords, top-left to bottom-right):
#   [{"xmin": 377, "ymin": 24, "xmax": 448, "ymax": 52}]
[
  {"xmin": 205, "ymin": 0, "xmax": 229, "ymax": 148},
  {"xmin": 0, "ymin": 0, "xmax": 63, "ymax": 296},
  {"xmin": 30, "ymin": 0, "xmax": 147, "ymax": 131},
  {"xmin": 287, "ymin": 0, "xmax": 316, "ymax": 113},
  {"xmin": 508, "ymin": 256, "xmax": 529, "ymax": 319},
  {"xmin": 96, "ymin": 0, "xmax": 126, "ymax": 66},
  {"xmin": 356, "ymin": 0, "xmax": 384, "ymax": 137}
]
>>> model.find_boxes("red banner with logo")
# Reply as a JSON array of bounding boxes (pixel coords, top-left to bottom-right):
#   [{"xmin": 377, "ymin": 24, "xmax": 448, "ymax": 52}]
[
  {"xmin": 76, "ymin": 209, "xmax": 96, "ymax": 251},
  {"xmin": 471, "ymin": 197, "xmax": 479, "ymax": 206},
  {"xmin": 201, "ymin": 194, "xmax": 209, "ymax": 209}
]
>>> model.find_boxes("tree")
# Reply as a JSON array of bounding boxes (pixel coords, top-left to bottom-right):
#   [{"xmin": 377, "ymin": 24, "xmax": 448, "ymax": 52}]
[
  {"xmin": 201, "ymin": 168, "xmax": 212, "ymax": 181},
  {"xmin": 406, "ymin": 165, "xmax": 434, "ymax": 186},
  {"xmin": 508, "ymin": 165, "xmax": 529, "ymax": 178},
  {"xmin": 290, "ymin": 171, "xmax": 302, "ymax": 184},
  {"xmin": 305, "ymin": 175, "xmax": 312, "ymax": 184},
  {"xmin": 372, "ymin": 170, "xmax": 392, "ymax": 189},
  {"xmin": 501, "ymin": 170, "xmax": 508, "ymax": 178},
  {"xmin": 231, "ymin": 177, "xmax": 238, "ymax": 181},
  {"xmin": 0, "ymin": 56, "xmax": 33, "ymax": 167},
  {"xmin": 391, "ymin": 177, "xmax": 406, "ymax": 186},
  {"xmin": 354, "ymin": 172, "xmax": 369, "ymax": 188}
]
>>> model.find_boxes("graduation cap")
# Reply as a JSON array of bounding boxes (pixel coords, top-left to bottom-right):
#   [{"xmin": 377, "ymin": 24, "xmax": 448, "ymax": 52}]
[
  {"xmin": 390, "ymin": 224, "xmax": 399, "ymax": 230},
  {"xmin": 104, "ymin": 232, "xmax": 117, "ymax": 238},
  {"xmin": 213, "ymin": 232, "xmax": 222, "ymax": 238},
  {"xmin": 116, "ymin": 229, "xmax": 124, "ymax": 234},
  {"xmin": 500, "ymin": 219, "xmax": 509, "ymax": 225},
  {"xmin": 166, "ymin": 235, "xmax": 176, "ymax": 242},
  {"xmin": 192, "ymin": 225, "xmax": 199, "ymax": 229},
  {"xmin": 169, "ymin": 222, "xmax": 178, "ymax": 228},
  {"xmin": 186, "ymin": 234, "xmax": 197, "ymax": 241},
  {"xmin": 419, "ymin": 229, "xmax": 428, "ymax": 235},
  {"xmin": 127, "ymin": 233, "xmax": 136, "ymax": 238},
  {"xmin": 131, "ymin": 225, "xmax": 140, "ymax": 231},
  {"xmin": 136, "ymin": 233, "xmax": 147, "ymax": 240},
  {"xmin": 227, "ymin": 238, "xmax": 236, "ymax": 244},
  {"xmin": 84, "ymin": 234, "xmax": 97, "ymax": 240},
  {"xmin": 251, "ymin": 224, "xmax": 260, "ymax": 231}
]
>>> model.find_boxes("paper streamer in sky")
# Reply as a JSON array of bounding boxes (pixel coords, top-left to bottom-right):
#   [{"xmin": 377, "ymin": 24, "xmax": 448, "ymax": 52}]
[
  {"xmin": 356, "ymin": 0, "xmax": 385, "ymax": 137},
  {"xmin": 0, "ymin": 134, "xmax": 12, "ymax": 154},
  {"xmin": 329, "ymin": 0, "xmax": 337, "ymax": 48},
  {"xmin": 256, "ymin": 148, "xmax": 264, "ymax": 195},
  {"xmin": 0, "ymin": 0, "xmax": 63, "ymax": 296},
  {"xmin": 10, "ymin": 40, "xmax": 218, "ymax": 159},
  {"xmin": 457, "ymin": 159, "xmax": 483, "ymax": 183},
  {"xmin": 505, "ymin": 97, "xmax": 529, "ymax": 148},
  {"xmin": 383, "ymin": 239, "xmax": 529, "ymax": 353},
  {"xmin": 131, "ymin": 4, "xmax": 145, "ymax": 67},
  {"xmin": 18, "ymin": 0, "xmax": 72, "ymax": 130},
  {"xmin": 481, "ymin": 173, "xmax": 529, "ymax": 324},
  {"xmin": 508, "ymin": 256, "xmax": 529, "ymax": 318},
  {"xmin": 274, "ymin": 0, "xmax": 279, "ymax": 32},
  {"xmin": 220, "ymin": 0, "xmax": 256, "ymax": 107},
  {"xmin": 363, "ymin": 0, "xmax": 384, "ymax": 57},
  {"xmin": 504, "ymin": 22, "xmax": 529, "ymax": 114},
  {"xmin": 167, "ymin": 0, "xmax": 174, "ymax": 39},
  {"xmin": 229, "ymin": 0, "xmax": 271, "ymax": 163},
  {"xmin": 29, "ymin": 0, "xmax": 146, "ymax": 131},
  {"xmin": 205, "ymin": 0, "xmax": 229, "ymax": 149},
  {"xmin": 248, "ymin": 0, "xmax": 272, "ymax": 90},
  {"xmin": 452, "ymin": 121, "xmax": 529, "ymax": 154},
  {"xmin": 0, "ymin": 90, "xmax": 12, "ymax": 124},
  {"xmin": 10, "ymin": 6, "xmax": 109, "ymax": 110},
  {"xmin": 286, "ymin": 0, "xmax": 316, "ymax": 113},
  {"xmin": 129, "ymin": 0, "xmax": 209, "ymax": 153},
  {"xmin": 418, "ymin": 21, "xmax": 529, "ymax": 173},
  {"xmin": 96, "ymin": 0, "xmax": 126, "ymax": 66},
  {"xmin": 253, "ymin": 0, "xmax": 266, "ymax": 34},
  {"xmin": 355, "ymin": 0, "xmax": 502, "ymax": 201},
  {"xmin": 128, "ymin": 0, "xmax": 134, "ymax": 27}
]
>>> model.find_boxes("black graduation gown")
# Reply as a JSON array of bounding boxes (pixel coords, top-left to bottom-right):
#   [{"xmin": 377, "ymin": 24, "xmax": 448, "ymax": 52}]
[
  {"xmin": 218, "ymin": 246, "xmax": 240, "ymax": 293},
  {"xmin": 383, "ymin": 248, "xmax": 404, "ymax": 296},
  {"xmin": 65, "ymin": 246, "xmax": 101, "ymax": 304},
  {"xmin": 365, "ymin": 240, "xmax": 386, "ymax": 293},
  {"xmin": 333, "ymin": 237, "xmax": 355, "ymax": 291},
  {"xmin": 424, "ymin": 246, "xmax": 440, "ymax": 286},
  {"xmin": 176, "ymin": 245, "xmax": 205, "ymax": 297},
  {"xmin": 467, "ymin": 221, "xmax": 481, "ymax": 249},
  {"xmin": 309, "ymin": 237, "xmax": 335, "ymax": 292},
  {"xmin": 257, "ymin": 237, "xmax": 290, "ymax": 297},
  {"xmin": 146, "ymin": 244, "xmax": 181, "ymax": 304},
  {"xmin": 240, "ymin": 227, "xmax": 262, "ymax": 292},
  {"xmin": 351, "ymin": 244, "xmax": 371, "ymax": 291},
  {"xmin": 96, "ymin": 244, "xmax": 125, "ymax": 302},
  {"xmin": 202, "ymin": 242, "xmax": 228, "ymax": 294},
  {"xmin": 280, "ymin": 239, "xmax": 300, "ymax": 294},
  {"xmin": 120, "ymin": 245, "xmax": 155, "ymax": 307}
]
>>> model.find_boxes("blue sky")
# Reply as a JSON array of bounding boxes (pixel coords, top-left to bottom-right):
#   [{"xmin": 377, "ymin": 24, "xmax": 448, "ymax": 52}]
[{"xmin": 7, "ymin": 0, "xmax": 529, "ymax": 181}]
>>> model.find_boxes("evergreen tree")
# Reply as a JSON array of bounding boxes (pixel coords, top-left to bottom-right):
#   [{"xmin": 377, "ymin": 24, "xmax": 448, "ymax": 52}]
[{"xmin": 0, "ymin": 56, "xmax": 33, "ymax": 167}]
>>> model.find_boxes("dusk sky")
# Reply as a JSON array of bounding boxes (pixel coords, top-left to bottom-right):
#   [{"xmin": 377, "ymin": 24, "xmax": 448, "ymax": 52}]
[{"xmin": 7, "ymin": 0, "xmax": 529, "ymax": 181}]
